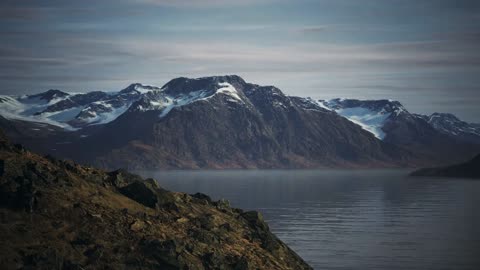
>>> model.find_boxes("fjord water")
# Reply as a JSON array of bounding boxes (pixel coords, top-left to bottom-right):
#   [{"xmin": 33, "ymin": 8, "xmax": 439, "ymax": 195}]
[{"xmin": 137, "ymin": 169, "xmax": 480, "ymax": 269}]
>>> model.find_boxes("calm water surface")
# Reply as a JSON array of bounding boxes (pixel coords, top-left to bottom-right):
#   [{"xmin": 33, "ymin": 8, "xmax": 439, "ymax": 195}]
[{"xmin": 137, "ymin": 169, "xmax": 480, "ymax": 270}]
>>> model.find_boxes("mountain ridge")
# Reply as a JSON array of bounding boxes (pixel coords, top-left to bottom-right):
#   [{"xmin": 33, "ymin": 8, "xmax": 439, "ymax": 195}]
[
  {"xmin": 1, "ymin": 75, "xmax": 479, "ymax": 170},
  {"xmin": 1, "ymin": 76, "xmax": 478, "ymax": 140}
]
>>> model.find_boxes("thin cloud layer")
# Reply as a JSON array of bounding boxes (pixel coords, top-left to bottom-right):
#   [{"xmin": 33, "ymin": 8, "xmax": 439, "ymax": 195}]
[{"xmin": 0, "ymin": 0, "xmax": 479, "ymax": 121}]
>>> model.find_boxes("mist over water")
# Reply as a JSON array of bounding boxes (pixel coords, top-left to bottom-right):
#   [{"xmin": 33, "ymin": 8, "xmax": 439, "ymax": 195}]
[{"xmin": 137, "ymin": 169, "xmax": 480, "ymax": 270}]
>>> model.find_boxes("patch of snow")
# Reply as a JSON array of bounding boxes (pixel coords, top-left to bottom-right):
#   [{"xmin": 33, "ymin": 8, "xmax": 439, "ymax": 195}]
[
  {"xmin": 93, "ymin": 101, "xmax": 113, "ymax": 108},
  {"xmin": 319, "ymin": 99, "xmax": 411, "ymax": 140},
  {"xmin": 314, "ymin": 100, "xmax": 333, "ymax": 111},
  {"xmin": 0, "ymin": 103, "xmax": 77, "ymax": 130},
  {"xmin": 0, "ymin": 94, "xmax": 79, "ymax": 130},
  {"xmin": 82, "ymin": 104, "xmax": 130, "ymax": 125},
  {"xmin": 215, "ymin": 82, "xmax": 243, "ymax": 102},
  {"xmin": 134, "ymin": 85, "xmax": 157, "ymax": 94},
  {"xmin": 335, "ymin": 107, "xmax": 391, "ymax": 140},
  {"xmin": 273, "ymin": 100, "xmax": 286, "ymax": 108},
  {"xmin": 41, "ymin": 107, "xmax": 84, "ymax": 122},
  {"xmin": 147, "ymin": 83, "xmax": 243, "ymax": 118},
  {"xmin": 159, "ymin": 90, "xmax": 209, "ymax": 117},
  {"xmin": 393, "ymin": 106, "xmax": 405, "ymax": 116},
  {"xmin": 0, "ymin": 95, "xmax": 25, "ymax": 116}
]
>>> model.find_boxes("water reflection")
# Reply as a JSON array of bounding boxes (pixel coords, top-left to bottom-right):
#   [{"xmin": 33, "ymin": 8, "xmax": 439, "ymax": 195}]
[{"xmin": 137, "ymin": 169, "xmax": 480, "ymax": 270}]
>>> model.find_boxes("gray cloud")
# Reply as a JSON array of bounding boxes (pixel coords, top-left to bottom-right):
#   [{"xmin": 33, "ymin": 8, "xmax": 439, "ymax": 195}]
[
  {"xmin": 0, "ymin": 7, "xmax": 44, "ymax": 21},
  {"xmin": 132, "ymin": 0, "xmax": 281, "ymax": 7},
  {"xmin": 298, "ymin": 26, "xmax": 328, "ymax": 33},
  {"xmin": 0, "ymin": 0, "xmax": 479, "ymax": 121}
]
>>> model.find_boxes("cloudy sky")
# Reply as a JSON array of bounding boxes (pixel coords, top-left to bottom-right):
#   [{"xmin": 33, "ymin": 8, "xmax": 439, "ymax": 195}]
[{"xmin": 1, "ymin": 0, "xmax": 479, "ymax": 121}]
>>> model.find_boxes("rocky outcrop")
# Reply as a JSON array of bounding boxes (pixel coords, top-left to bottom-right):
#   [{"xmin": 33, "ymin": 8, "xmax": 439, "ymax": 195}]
[{"xmin": 0, "ymin": 131, "xmax": 311, "ymax": 269}]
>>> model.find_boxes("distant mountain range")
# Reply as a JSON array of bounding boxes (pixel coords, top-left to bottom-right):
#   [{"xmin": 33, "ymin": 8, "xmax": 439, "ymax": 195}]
[{"xmin": 1, "ymin": 75, "xmax": 479, "ymax": 170}]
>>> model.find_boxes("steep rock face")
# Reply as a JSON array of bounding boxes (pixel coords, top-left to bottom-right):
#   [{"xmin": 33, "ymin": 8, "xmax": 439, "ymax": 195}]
[
  {"xmin": 148, "ymin": 95, "xmax": 279, "ymax": 169},
  {"xmin": 0, "ymin": 131, "xmax": 312, "ymax": 269}
]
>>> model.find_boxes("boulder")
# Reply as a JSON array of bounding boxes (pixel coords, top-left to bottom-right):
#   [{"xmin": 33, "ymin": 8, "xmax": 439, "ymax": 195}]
[{"xmin": 119, "ymin": 181, "xmax": 158, "ymax": 208}]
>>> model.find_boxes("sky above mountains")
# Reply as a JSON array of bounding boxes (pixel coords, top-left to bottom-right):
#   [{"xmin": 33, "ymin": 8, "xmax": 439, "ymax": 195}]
[{"xmin": 1, "ymin": 0, "xmax": 479, "ymax": 121}]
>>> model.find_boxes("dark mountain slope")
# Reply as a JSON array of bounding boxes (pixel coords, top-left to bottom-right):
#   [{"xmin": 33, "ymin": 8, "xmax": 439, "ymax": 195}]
[
  {"xmin": 81, "ymin": 76, "xmax": 412, "ymax": 169},
  {"xmin": 382, "ymin": 112, "xmax": 478, "ymax": 165},
  {"xmin": 411, "ymin": 154, "xmax": 480, "ymax": 179}
]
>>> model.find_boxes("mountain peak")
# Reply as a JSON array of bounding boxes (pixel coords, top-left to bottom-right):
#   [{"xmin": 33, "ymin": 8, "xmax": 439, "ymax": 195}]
[
  {"xmin": 322, "ymin": 98, "xmax": 408, "ymax": 117},
  {"xmin": 120, "ymin": 83, "xmax": 160, "ymax": 95},
  {"xmin": 129, "ymin": 76, "xmax": 247, "ymax": 114},
  {"xmin": 193, "ymin": 75, "xmax": 246, "ymax": 84},
  {"xmin": 161, "ymin": 75, "xmax": 246, "ymax": 97},
  {"xmin": 28, "ymin": 89, "xmax": 69, "ymax": 101}
]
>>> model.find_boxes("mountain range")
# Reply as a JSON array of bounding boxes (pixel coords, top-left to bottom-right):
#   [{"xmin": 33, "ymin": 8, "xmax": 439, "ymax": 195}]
[{"xmin": 1, "ymin": 75, "xmax": 479, "ymax": 170}]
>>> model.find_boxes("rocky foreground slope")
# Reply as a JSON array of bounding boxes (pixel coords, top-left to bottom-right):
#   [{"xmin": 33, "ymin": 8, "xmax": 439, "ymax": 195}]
[{"xmin": 0, "ymin": 131, "xmax": 311, "ymax": 269}]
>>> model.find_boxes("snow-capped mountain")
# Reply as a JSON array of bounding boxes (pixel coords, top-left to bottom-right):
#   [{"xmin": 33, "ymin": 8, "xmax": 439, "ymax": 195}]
[
  {"xmin": 28, "ymin": 89, "xmax": 70, "ymax": 102},
  {"xmin": 1, "ymin": 75, "xmax": 478, "ymax": 170},
  {"xmin": 319, "ymin": 98, "xmax": 480, "ymax": 145},
  {"xmin": 0, "ymin": 79, "xmax": 250, "ymax": 129},
  {"xmin": 128, "ymin": 80, "xmax": 244, "ymax": 115},
  {"xmin": 319, "ymin": 99, "xmax": 408, "ymax": 139},
  {"xmin": 0, "ymin": 90, "xmax": 73, "ymax": 129},
  {"xmin": 0, "ymin": 83, "xmax": 164, "ymax": 129},
  {"xmin": 427, "ymin": 113, "xmax": 480, "ymax": 144}
]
